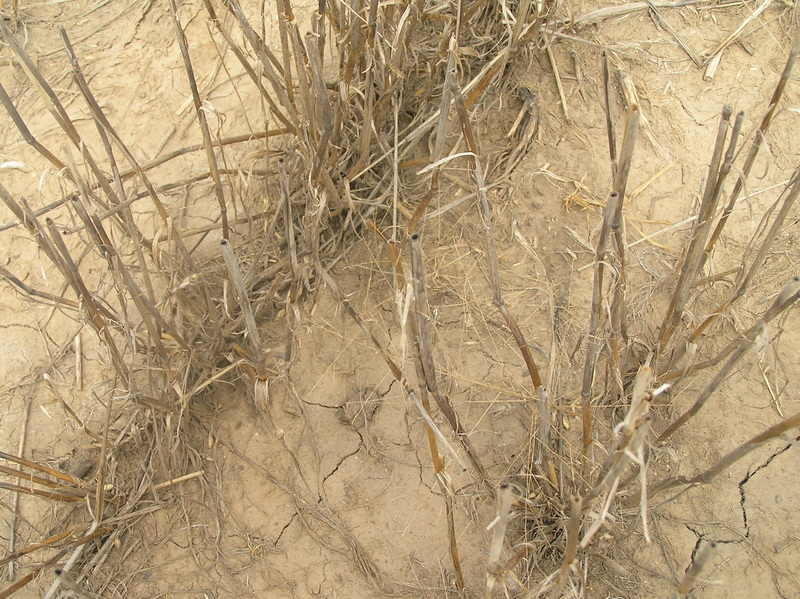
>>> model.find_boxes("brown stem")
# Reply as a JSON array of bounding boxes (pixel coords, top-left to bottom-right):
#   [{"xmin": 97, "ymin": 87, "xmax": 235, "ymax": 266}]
[
  {"xmin": 0, "ymin": 82, "xmax": 66, "ymax": 172},
  {"xmin": 652, "ymin": 411, "xmax": 800, "ymax": 499},
  {"xmin": 702, "ymin": 29, "xmax": 800, "ymax": 266},
  {"xmin": 554, "ymin": 496, "xmax": 583, "ymax": 593},
  {"xmin": 452, "ymin": 85, "xmax": 542, "ymax": 394},
  {"xmin": 224, "ymin": 0, "xmax": 297, "ymax": 132},
  {"xmin": 658, "ymin": 276, "xmax": 800, "ymax": 442},
  {"xmin": 580, "ymin": 192, "xmax": 619, "ymax": 468},
  {"xmin": 220, "ymin": 239, "xmax": 265, "ymax": 373},
  {"xmin": 601, "ymin": 51, "xmax": 617, "ymax": 181},
  {"xmin": 658, "ymin": 107, "xmax": 731, "ymax": 354},
  {"xmin": 0, "ymin": 22, "xmax": 121, "ymax": 209},
  {"xmin": 410, "ymin": 233, "xmax": 491, "ymax": 485},
  {"xmin": 168, "ymin": 1, "xmax": 229, "ymax": 240},
  {"xmin": 676, "ymin": 542, "xmax": 716, "ymax": 598}
]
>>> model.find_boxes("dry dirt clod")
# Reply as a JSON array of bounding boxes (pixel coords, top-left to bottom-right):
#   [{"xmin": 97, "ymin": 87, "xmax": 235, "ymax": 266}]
[{"xmin": 339, "ymin": 386, "xmax": 380, "ymax": 430}]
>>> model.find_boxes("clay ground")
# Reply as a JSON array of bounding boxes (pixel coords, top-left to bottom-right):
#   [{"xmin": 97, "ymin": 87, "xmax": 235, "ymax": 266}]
[{"xmin": 0, "ymin": 0, "xmax": 799, "ymax": 597}]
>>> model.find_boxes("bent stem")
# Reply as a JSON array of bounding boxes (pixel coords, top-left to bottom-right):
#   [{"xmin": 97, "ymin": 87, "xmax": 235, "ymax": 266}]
[
  {"xmin": 651, "ymin": 411, "xmax": 800, "ymax": 500},
  {"xmin": 658, "ymin": 276, "xmax": 800, "ymax": 442}
]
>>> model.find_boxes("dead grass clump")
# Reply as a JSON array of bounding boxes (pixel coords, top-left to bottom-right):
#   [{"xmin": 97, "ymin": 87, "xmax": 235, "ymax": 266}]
[
  {"xmin": 0, "ymin": 1, "xmax": 798, "ymax": 598},
  {"xmin": 0, "ymin": 0, "xmax": 551, "ymax": 595}
]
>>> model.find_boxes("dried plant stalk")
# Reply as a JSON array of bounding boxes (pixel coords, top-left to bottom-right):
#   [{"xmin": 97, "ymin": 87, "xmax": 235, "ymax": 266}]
[
  {"xmin": 601, "ymin": 51, "xmax": 617, "ymax": 181},
  {"xmin": 6, "ymin": 21, "xmax": 216, "ymax": 336},
  {"xmin": 0, "ymin": 22, "xmax": 122, "ymax": 207},
  {"xmin": 675, "ymin": 164, "xmax": 800, "ymax": 362},
  {"xmin": 554, "ymin": 495, "xmax": 583, "ymax": 594},
  {"xmin": 63, "ymin": 174, "xmax": 179, "ymax": 361},
  {"xmin": 0, "ymin": 464, "xmax": 88, "ymax": 497},
  {"xmin": 203, "ymin": 0, "xmax": 294, "ymax": 132},
  {"xmin": 612, "ymin": 104, "xmax": 640, "ymax": 205},
  {"xmin": 658, "ymin": 106, "xmax": 732, "ymax": 354},
  {"xmin": 658, "ymin": 103, "xmax": 734, "ymax": 363},
  {"xmin": 0, "ymin": 265, "xmax": 79, "ymax": 311},
  {"xmin": 0, "ymin": 568, "xmax": 41, "ymax": 599},
  {"xmin": 702, "ymin": 29, "xmax": 800, "ymax": 265},
  {"xmin": 304, "ymin": 32, "xmax": 333, "ymax": 180},
  {"xmin": 546, "ymin": 45, "xmax": 571, "ymax": 122},
  {"xmin": 652, "ymin": 411, "xmax": 800, "ymax": 500},
  {"xmin": 0, "ymin": 528, "xmax": 79, "ymax": 568},
  {"xmin": 2, "ymin": 185, "xmax": 131, "ymax": 385},
  {"xmin": 586, "ymin": 365, "xmax": 653, "ymax": 505},
  {"xmin": 0, "ymin": 82, "xmax": 66, "ymax": 172},
  {"xmin": 0, "ymin": 482, "xmax": 86, "ymax": 503},
  {"xmin": 373, "ymin": 228, "xmax": 463, "ymax": 588},
  {"xmin": 59, "ymin": 27, "xmax": 160, "ymax": 298},
  {"xmin": 674, "ymin": 541, "xmax": 716, "ymax": 598},
  {"xmin": 53, "ymin": 568, "xmax": 98, "ymax": 599},
  {"xmin": 410, "ymin": 233, "xmax": 490, "ymax": 485},
  {"xmin": 220, "ymin": 240, "xmax": 262, "ymax": 357},
  {"xmin": 510, "ymin": 0, "xmax": 531, "ymax": 50},
  {"xmin": 168, "ymin": 0, "xmax": 229, "ymax": 240},
  {"xmin": 576, "ymin": 366, "xmax": 657, "ymax": 552},
  {"xmin": 406, "ymin": 36, "xmax": 459, "ymax": 235},
  {"xmin": 485, "ymin": 484, "xmax": 512, "ymax": 598},
  {"xmin": 49, "ymin": 224, "xmax": 132, "ymax": 384},
  {"xmin": 451, "ymin": 86, "xmax": 542, "ymax": 393},
  {"xmin": 225, "ymin": 0, "xmax": 296, "ymax": 126},
  {"xmin": 317, "ymin": 265, "xmax": 467, "ymax": 471},
  {"xmin": 658, "ymin": 275, "xmax": 800, "ymax": 442},
  {"xmin": 275, "ymin": 0, "xmax": 294, "ymax": 104},
  {"xmin": 607, "ymin": 104, "xmax": 639, "ymax": 371},
  {"xmin": 0, "ymin": 130, "xmax": 284, "ymax": 234},
  {"xmin": 580, "ymin": 192, "xmax": 619, "ymax": 468}
]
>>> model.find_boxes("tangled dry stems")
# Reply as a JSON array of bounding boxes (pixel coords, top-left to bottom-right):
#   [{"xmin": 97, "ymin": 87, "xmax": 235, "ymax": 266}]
[{"xmin": 0, "ymin": 1, "xmax": 798, "ymax": 598}]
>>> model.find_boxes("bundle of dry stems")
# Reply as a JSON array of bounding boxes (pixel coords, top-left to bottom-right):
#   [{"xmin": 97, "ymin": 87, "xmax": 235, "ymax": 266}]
[{"xmin": 0, "ymin": 0, "xmax": 798, "ymax": 597}]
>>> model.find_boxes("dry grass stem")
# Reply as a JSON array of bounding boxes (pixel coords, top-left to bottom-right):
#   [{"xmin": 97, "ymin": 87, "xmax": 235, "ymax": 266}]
[
  {"xmin": 317, "ymin": 265, "xmax": 467, "ymax": 472},
  {"xmin": 570, "ymin": 1, "xmax": 722, "ymax": 32},
  {"xmin": 652, "ymin": 411, "xmax": 800, "ymax": 501},
  {"xmin": 657, "ymin": 106, "xmax": 734, "ymax": 355},
  {"xmin": 220, "ymin": 239, "xmax": 264, "ymax": 368},
  {"xmin": 702, "ymin": 0, "xmax": 773, "ymax": 62},
  {"xmin": 645, "ymin": 0, "xmax": 703, "ymax": 66},
  {"xmin": 0, "ymin": 2, "xmax": 797, "ymax": 597},
  {"xmin": 485, "ymin": 484, "xmax": 513, "ymax": 597},
  {"xmin": 554, "ymin": 495, "xmax": 583, "ymax": 594},
  {"xmin": 674, "ymin": 541, "xmax": 716, "ymax": 598},
  {"xmin": 601, "ymin": 51, "xmax": 617, "ymax": 180},
  {"xmin": 53, "ymin": 568, "xmax": 98, "ymax": 599},
  {"xmin": 410, "ymin": 233, "xmax": 489, "ymax": 485},
  {"xmin": 546, "ymin": 45, "xmax": 571, "ymax": 123},
  {"xmin": 580, "ymin": 192, "xmax": 619, "ymax": 470},
  {"xmin": 452, "ymin": 86, "xmax": 543, "ymax": 393},
  {"xmin": 658, "ymin": 275, "xmax": 800, "ymax": 442},
  {"xmin": 702, "ymin": 28, "xmax": 800, "ymax": 265},
  {"xmin": 378, "ymin": 231, "xmax": 463, "ymax": 587},
  {"xmin": 607, "ymin": 104, "xmax": 640, "ymax": 363},
  {"xmin": 168, "ymin": 0, "xmax": 229, "ymax": 240},
  {"xmin": 677, "ymin": 164, "xmax": 800, "ymax": 362}
]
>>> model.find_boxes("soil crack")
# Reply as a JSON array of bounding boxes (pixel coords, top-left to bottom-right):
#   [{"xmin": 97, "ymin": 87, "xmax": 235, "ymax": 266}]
[
  {"xmin": 686, "ymin": 435, "xmax": 800, "ymax": 545},
  {"xmin": 322, "ymin": 443, "xmax": 363, "ymax": 485},
  {"xmin": 737, "ymin": 435, "xmax": 800, "ymax": 539},
  {"xmin": 274, "ymin": 513, "xmax": 297, "ymax": 546}
]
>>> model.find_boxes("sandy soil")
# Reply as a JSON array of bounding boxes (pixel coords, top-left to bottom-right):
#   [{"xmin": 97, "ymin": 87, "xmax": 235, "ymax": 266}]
[{"xmin": 0, "ymin": 1, "xmax": 798, "ymax": 598}]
